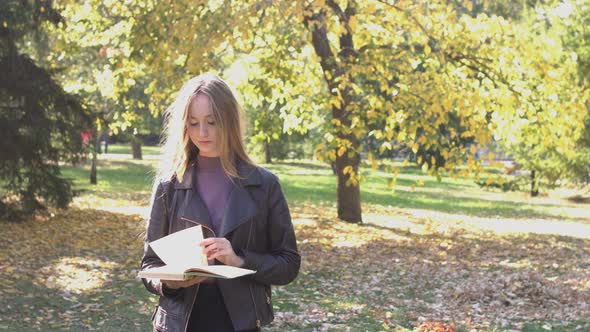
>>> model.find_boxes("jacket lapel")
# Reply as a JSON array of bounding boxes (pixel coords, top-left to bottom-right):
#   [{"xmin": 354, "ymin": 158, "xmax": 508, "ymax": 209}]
[
  {"xmin": 218, "ymin": 162, "xmax": 261, "ymax": 237},
  {"xmin": 176, "ymin": 160, "xmax": 262, "ymax": 238},
  {"xmin": 219, "ymin": 184, "xmax": 257, "ymax": 237},
  {"xmin": 175, "ymin": 165, "xmax": 215, "ymax": 235}
]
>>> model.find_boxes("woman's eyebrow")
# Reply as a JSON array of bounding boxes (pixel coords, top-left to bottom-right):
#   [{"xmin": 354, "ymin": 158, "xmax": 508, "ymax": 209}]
[{"xmin": 190, "ymin": 114, "xmax": 214, "ymax": 119}]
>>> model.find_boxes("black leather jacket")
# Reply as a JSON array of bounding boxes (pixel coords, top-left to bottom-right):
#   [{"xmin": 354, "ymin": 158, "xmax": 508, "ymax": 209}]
[{"xmin": 140, "ymin": 162, "xmax": 300, "ymax": 332}]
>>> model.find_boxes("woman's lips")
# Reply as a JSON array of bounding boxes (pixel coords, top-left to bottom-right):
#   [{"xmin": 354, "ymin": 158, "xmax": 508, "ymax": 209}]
[{"xmin": 198, "ymin": 141, "xmax": 211, "ymax": 144}]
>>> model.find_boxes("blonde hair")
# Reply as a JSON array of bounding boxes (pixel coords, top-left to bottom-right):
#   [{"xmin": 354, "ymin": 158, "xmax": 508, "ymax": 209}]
[{"xmin": 157, "ymin": 73, "xmax": 254, "ymax": 183}]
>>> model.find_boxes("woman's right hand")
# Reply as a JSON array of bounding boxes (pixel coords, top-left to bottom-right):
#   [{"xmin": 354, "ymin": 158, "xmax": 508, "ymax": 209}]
[{"xmin": 162, "ymin": 276, "xmax": 208, "ymax": 289}]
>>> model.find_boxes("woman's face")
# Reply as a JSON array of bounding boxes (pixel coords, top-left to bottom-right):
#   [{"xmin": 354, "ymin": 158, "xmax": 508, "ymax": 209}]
[{"xmin": 187, "ymin": 94, "xmax": 221, "ymax": 157}]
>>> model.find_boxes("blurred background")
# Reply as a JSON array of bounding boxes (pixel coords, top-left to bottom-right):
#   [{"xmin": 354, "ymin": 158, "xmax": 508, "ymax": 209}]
[{"xmin": 1, "ymin": 0, "xmax": 589, "ymax": 331}]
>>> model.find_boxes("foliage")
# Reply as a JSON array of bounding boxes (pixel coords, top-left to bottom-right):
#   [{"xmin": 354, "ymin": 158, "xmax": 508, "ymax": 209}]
[
  {"xmin": 29, "ymin": 0, "xmax": 589, "ymax": 220},
  {"xmin": 123, "ymin": 0, "xmax": 589, "ymax": 221},
  {"xmin": 487, "ymin": 2, "xmax": 589, "ymax": 192},
  {"xmin": 561, "ymin": 0, "xmax": 590, "ymax": 185},
  {"xmin": 0, "ymin": 0, "xmax": 92, "ymax": 215},
  {"xmin": 47, "ymin": 0, "xmax": 164, "ymax": 137}
]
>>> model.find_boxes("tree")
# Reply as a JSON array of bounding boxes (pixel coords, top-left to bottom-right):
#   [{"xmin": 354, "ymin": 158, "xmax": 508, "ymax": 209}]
[
  {"xmin": 233, "ymin": 47, "xmax": 323, "ymax": 163},
  {"xmin": 129, "ymin": 0, "xmax": 588, "ymax": 221},
  {"xmin": 45, "ymin": 0, "xmax": 166, "ymax": 175},
  {"xmin": 487, "ymin": 1, "xmax": 589, "ymax": 195},
  {"xmin": 561, "ymin": 0, "xmax": 590, "ymax": 185},
  {"xmin": 0, "ymin": 0, "xmax": 92, "ymax": 215}
]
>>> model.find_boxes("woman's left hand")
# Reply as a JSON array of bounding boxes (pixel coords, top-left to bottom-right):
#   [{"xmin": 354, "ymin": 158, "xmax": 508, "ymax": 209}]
[{"xmin": 200, "ymin": 237, "xmax": 245, "ymax": 268}]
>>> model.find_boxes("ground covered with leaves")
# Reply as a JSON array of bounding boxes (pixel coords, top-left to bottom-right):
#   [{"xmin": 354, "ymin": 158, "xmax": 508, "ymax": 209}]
[
  {"xmin": 1, "ymin": 193, "xmax": 588, "ymax": 331},
  {"xmin": 1, "ymin": 157, "xmax": 589, "ymax": 331}
]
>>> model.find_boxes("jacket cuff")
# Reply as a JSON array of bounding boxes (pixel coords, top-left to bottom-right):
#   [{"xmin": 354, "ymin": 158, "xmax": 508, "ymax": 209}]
[
  {"xmin": 160, "ymin": 281, "xmax": 181, "ymax": 297},
  {"xmin": 239, "ymin": 248, "xmax": 263, "ymax": 271},
  {"xmin": 147, "ymin": 278, "xmax": 180, "ymax": 298}
]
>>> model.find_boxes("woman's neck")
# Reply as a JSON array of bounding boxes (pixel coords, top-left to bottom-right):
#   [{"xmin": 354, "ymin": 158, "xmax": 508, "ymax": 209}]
[{"xmin": 197, "ymin": 154, "xmax": 222, "ymax": 171}]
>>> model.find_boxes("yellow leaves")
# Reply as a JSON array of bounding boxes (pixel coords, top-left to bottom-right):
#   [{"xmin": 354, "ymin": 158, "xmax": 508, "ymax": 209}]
[
  {"xmin": 312, "ymin": 0, "xmax": 326, "ymax": 8},
  {"xmin": 397, "ymin": 131, "xmax": 406, "ymax": 142},
  {"xmin": 365, "ymin": 3, "xmax": 377, "ymax": 14},
  {"xmin": 338, "ymin": 146, "xmax": 347, "ymax": 157},
  {"xmin": 442, "ymin": 98, "xmax": 453, "ymax": 111},
  {"xmin": 348, "ymin": 16, "xmax": 358, "ymax": 33},
  {"xmin": 372, "ymin": 159, "xmax": 379, "ymax": 170},
  {"xmin": 379, "ymin": 142, "xmax": 392, "ymax": 154},
  {"xmin": 421, "ymin": 163, "xmax": 429, "ymax": 173},
  {"xmin": 461, "ymin": 131, "xmax": 474, "ymax": 138},
  {"xmin": 325, "ymin": 149, "xmax": 337, "ymax": 162},
  {"xmin": 424, "ymin": 44, "xmax": 431, "ymax": 56},
  {"xmin": 488, "ymin": 152, "xmax": 495, "ymax": 163},
  {"xmin": 330, "ymin": 96, "xmax": 342, "ymax": 109},
  {"xmin": 371, "ymin": 130, "xmax": 383, "ymax": 139},
  {"xmin": 342, "ymin": 165, "xmax": 353, "ymax": 175},
  {"xmin": 417, "ymin": 135, "xmax": 427, "ymax": 145}
]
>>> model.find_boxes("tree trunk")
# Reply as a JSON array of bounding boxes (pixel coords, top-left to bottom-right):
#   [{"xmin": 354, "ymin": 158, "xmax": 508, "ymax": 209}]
[
  {"xmin": 530, "ymin": 170, "xmax": 539, "ymax": 197},
  {"xmin": 335, "ymin": 149, "xmax": 362, "ymax": 223},
  {"xmin": 306, "ymin": 3, "xmax": 362, "ymax": 223},
  {"xmin": 131, "ymin": 140, "xmax": 142, "ymax": 160},
  {"xmin": 90, "ymin": 129, "xmax": 97, "ymax": 185},
  {"xmin": 264, "ymin": 141, "xmax": 272, "ymax": 163},
  {"xmin": 97, "ymin": 129, "xmax": 103, "ymax": 154}
]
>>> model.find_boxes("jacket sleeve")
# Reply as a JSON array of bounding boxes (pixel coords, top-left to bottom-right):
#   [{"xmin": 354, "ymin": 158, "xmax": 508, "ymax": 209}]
[
  {"xmin": 239, "ymin": 177, "xmax": 301, "ymax": 285},
  {"xmin": 140, "ymin": 181, "xmax": 179, "ymax": 297}
]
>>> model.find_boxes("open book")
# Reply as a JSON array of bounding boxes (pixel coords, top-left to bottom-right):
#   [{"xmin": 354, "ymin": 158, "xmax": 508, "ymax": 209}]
[{"xmin": 138, "ymin": 225, "xmax": 255, "ymax": 281}]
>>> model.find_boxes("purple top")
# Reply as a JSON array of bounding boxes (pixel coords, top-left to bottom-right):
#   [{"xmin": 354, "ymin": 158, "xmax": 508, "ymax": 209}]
[{"xmin": 195, "ymin": 155, "xmax": 233, "ymax": 235}]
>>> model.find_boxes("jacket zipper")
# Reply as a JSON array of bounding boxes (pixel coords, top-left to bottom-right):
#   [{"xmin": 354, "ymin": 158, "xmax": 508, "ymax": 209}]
[
  {"xmin": 179, "ymin": 216, "xmax": 214, "ymax": 332},
  {"xmin": 184, "ymin": 284, "xmax": 199, "ymax": 332},
  {"xmin": 246, "ymin": 220, "xmax": 261, "ymax": 328}
]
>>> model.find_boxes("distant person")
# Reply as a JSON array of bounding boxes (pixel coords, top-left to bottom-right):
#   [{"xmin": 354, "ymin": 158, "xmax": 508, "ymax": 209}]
[
  {"xmin": 80, "ymin": 129, "xmax": 92, "ymax": 147},
  {"xmin": 103, "ymin": 131, "xmax": 109, "ymax": 153},
  {"xmin": 140, "ymin": 74, "xmax": 300, "ymax": 332}
]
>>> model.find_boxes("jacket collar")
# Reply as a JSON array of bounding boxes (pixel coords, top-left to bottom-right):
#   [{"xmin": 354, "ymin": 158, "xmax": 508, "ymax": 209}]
[
  {"xmin": 174, "ymin": 160, "xmax": 261, "ymax": 189},
  {"xmin": 175, "ymin": 159, "xmax": 260, "ymax": 237}
]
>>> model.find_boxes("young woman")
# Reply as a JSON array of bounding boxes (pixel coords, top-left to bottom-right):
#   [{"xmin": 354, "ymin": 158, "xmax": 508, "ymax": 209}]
[{"xmin": 140, "ymin": 74, "xmax": 300, "ymax": 332}]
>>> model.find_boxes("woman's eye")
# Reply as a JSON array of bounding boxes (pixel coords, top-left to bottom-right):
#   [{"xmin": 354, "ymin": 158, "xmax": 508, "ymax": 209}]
[
  {"xmin": 190, "ymin": 122, "xmax": 199, "ymax": 127},
  {"xmin": 208, "ymin": 121, "xmax": 215, "ymax": 126}
]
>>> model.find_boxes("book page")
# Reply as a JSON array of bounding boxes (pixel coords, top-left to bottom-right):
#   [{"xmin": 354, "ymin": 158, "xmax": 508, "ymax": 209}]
[
  {"xmin": 137, "ymin": 264, "xmax": 255, "ymax": 280},
  {"xmin": 187, "ymin": 265, "xmax": 256, "ymax": 279},
  {"xmin": 137, "ymin": 265, "xmax": 187, "ymax": 281},
  {"xmin": 148, "ymin": 225, "xmax": 208, "ymax": 268}
]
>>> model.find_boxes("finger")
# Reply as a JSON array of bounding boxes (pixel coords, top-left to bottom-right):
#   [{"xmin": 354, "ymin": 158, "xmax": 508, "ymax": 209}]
[
  {"xmin": 203, "ymin": 243, "xmax": 218, "ymax": 256},
  {"xmin": 199, "ymin": 238, "xmax": 213, "ymax": 247},
  {"xmin": 210, "ymin": 248, "xmax": 231, "ymax": 260}
]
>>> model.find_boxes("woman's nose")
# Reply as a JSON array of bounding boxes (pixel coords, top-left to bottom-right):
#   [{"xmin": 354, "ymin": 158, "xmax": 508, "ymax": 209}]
[{"xmin": 199, "ymin": 124, "xmax": 207, "ymax": 137}]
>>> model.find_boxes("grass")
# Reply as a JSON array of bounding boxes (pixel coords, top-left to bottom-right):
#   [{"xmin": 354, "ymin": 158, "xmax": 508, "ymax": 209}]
[
  {"xmin": 100, "ymin": 144, "xmax": 161, "ymax": 156},
  {"xmin": 60, "ymin": 154, "xmax": 584, "ymax": 222},
  {"xmin": 264, "ymin": 161, "xmax": 586, "ymax": 222},
  {"xmin": 2, "ymin": 151, "xmax": 589, "ymax": 331},
  {"xmin": 62, "ymin": 159, "xmax": 156, "ymax": 194}
]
